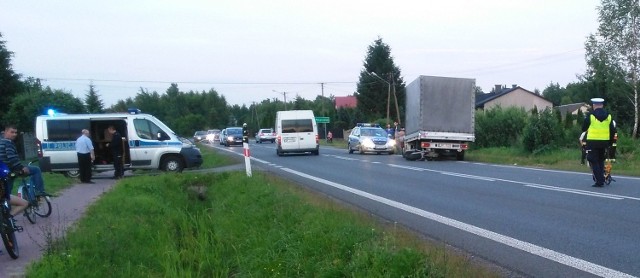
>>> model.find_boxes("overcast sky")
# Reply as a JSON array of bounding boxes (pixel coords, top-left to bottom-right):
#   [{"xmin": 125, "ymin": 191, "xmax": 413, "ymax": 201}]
[{"xmin": 1, "ymin": 0, "xmax": 601, "ymax": 107}]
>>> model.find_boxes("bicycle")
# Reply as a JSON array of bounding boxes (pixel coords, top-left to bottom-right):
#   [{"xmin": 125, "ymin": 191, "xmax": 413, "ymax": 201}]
[
  {"xmin": 16, "ymin": 161, "xmax": 52, "ymax": 224},
  {"xmin": 0, "ymin": 162, "xmax": 20, "ymax": 259}
]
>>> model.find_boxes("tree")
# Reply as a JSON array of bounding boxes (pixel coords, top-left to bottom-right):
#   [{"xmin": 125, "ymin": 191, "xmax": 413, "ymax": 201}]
[
  {"xmin": 5, "ymin": 87, "xmax": 85, "ymax": 132},
  {"xmin": 356, "ymin": 37, "xmax": 406, "ymax": 124},
  {"xmin": 0, "ymin": 32, "xmax": 23, "ymax": 122},
  {"xmin": 542, "ymin": 82, "xmax": 564, "ymax": 106},
  {"xmin": 85, "ymin": 83, "xmax": 105, "ymax": 113},
  {"xmin": 589, "ymin": 0, "xmax": 640, "ymax": 138}
]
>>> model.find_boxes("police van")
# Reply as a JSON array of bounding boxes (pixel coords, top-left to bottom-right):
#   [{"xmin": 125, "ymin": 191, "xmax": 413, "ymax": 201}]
[
  {"xmin": 35, "ymin": 110, "xmax": 203, "ymax": 177},
  {"xmin": 275, "ymin": 110, "xmax": 319, "ymax": 156}
]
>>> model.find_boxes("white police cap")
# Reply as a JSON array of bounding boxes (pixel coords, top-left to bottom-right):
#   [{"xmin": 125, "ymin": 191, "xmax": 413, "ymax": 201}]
[{"xmin": 591, "ymin": 98, "xmax": 605, "ymax": 104}]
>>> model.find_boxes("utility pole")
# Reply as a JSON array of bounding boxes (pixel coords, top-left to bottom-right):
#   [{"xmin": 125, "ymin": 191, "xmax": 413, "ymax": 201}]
[
  {"xmin": 273, "ymin": 90, "xmax": 289, "ymax": 110},
  {"xmin": 320, "ymin": 82, "xmax": 327, "ymax": 140},
  {"xmin": 390, "ymin": 72, "xmax": 401, "ymax": 126}
]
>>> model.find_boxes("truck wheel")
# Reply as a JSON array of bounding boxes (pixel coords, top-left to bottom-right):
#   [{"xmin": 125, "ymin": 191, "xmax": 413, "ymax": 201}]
[
  {"xmin": 456, "ymin": 151, "xmax": 465, "ymax": 161},
  {"xmin": 162, "ymin": 156, "xmax": 184, "ymax": 172}
]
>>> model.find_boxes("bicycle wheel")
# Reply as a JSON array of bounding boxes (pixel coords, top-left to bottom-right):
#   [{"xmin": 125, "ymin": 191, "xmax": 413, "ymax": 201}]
[
  {"xmin": 34, "ymin": 196, "xmax": 52, "ymax": 217},
  {"xmin": 22, "ymin": 188, "xmax": 37, "ymax": 224},
  {"xmin": 1, "ymin": 214, "xmax": 19, "ymax": 259}
]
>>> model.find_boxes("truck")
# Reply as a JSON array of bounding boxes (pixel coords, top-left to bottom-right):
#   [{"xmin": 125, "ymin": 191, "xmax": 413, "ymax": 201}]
[{"xmin": 402, "ymin": 75, "xmax": 475, "ymax": 161}]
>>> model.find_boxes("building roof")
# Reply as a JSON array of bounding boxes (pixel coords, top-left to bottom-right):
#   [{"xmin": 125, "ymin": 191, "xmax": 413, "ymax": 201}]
[
  {"xmin": 475, "ymin": 86, "xmax": 548, "ymax": 109},
  {"xmin": 555, "ymin": 102, "xmax": 589, "ymax": 117},
  {"xmin": 334, "ymin": 96, "xmax": 357, "ymax": 109}
]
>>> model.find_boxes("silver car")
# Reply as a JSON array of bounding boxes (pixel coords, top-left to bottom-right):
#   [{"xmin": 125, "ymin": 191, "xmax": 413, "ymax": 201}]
[
  {"xmin": 255, "ymin": 128, "xmax": 276, "ymax": 143},
  {"xmin": 348, "ymin": 123, "xmax": 395, "ymax": 154}
]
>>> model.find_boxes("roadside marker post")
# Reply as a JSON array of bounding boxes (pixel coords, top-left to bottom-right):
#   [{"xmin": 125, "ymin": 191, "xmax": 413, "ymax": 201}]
[{"xmin": 243, "ymin": 142, "xmax": 252, "ymax": 177}]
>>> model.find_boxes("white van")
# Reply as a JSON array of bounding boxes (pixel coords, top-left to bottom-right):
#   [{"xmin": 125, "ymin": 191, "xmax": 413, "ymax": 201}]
[
  {"xmin": 35, "ymin": 110, "xmax": 203, "ymax": 177},
  {"xmin": 275, "ymin": 110, "xmax": 319, "ymax": 156}
]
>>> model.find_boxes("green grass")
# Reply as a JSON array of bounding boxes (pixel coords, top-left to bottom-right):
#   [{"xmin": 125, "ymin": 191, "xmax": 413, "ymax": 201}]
[
  {"xmin": 26, "ymin": 172, "xmax": 499, "ymax": 277},
  {"xmin": 196, "ymin": 143, "xmax": 238, "ymax": 168},
  {"xmin": 466, "ymin": 146, "xmax": 639, "ymax": 177}
]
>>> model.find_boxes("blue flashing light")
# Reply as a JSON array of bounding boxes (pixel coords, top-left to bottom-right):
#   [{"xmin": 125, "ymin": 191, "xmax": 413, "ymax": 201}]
[
  {"xmin": 47, "ymin": 109, "xmax": 55, "ymax": 116},
  {"xmin": 128, "ymin": 108, "xmax": 141, "ymax": 114}
]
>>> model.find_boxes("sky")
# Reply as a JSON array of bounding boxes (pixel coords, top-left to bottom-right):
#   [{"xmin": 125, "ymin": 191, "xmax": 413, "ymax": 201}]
[{"xmin": 1, "ymin": 0, "xmax": 602, "ymax": 107}]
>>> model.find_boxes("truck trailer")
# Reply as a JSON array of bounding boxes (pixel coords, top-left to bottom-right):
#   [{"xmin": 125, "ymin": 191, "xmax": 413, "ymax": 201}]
[{"xmin": 403, "ymin": 75, "xmax": 475, "ymax": 161}]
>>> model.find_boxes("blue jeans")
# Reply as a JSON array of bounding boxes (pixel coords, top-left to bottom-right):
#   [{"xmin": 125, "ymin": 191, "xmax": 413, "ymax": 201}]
[{"xmin": 26, "ymin": 166, "xmax": 45, "ymax": 193}]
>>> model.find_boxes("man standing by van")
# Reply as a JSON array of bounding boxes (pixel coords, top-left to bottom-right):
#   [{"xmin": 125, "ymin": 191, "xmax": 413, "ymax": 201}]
[
  {"xmin": 75, "ymin": 129, "xmax": 95, "ymax": 183},
  {"xmin": 108, "ymin": 126, "xmax": 124, "ymax": 179}
]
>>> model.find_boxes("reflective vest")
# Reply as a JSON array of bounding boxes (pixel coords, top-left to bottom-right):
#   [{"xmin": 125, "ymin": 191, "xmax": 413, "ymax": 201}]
[{"xmin": 586, "ymin": 114, "xmax": 611, "ymax": 141}]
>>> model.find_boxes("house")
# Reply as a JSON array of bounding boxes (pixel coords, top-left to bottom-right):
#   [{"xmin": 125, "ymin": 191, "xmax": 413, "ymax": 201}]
[
  {"xmin": 476, "ymin": 85, "xmax": 553, "ymax": 112},
  {"xmin": 334, "ymin": 96, "xmax": 357, "ymax": 109},
  {"xmin": 555, "ymin": 102, "xmax": 590, "ymax": 118}
]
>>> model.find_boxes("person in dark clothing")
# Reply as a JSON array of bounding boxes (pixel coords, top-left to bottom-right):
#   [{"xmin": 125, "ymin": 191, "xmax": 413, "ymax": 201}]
[
  {"xmin": 582, "ymin": 98, "xmax": 617, "ymax": 187},
  {"xmin": 107, "ymin": 125, "xmax": 124, "ymax": 179}
]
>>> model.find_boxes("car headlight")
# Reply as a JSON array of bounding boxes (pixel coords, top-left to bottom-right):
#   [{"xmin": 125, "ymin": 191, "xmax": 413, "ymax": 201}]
[
  {"xmin": 362, "ymin": 138, "xmax": 375, "ymax": 148},
  {"xmin": 388, "ymin": 139, "xmax": 396, "ymax": 147},
  {"xmin": 227, "ymin": 136, "xmax": 234, "ymax": 141}
]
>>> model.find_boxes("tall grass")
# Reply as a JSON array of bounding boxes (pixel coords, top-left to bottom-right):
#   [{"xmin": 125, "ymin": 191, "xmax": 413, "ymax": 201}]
[{"xmin": 26, "ymin": 172, "xmax": 499, "ymax": 277}]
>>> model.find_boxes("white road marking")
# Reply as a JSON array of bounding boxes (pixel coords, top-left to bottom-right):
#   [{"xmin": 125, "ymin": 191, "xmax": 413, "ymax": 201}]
[{"xmin": 281, "ymin": 167, "xmax": 636, "ymax": 278}]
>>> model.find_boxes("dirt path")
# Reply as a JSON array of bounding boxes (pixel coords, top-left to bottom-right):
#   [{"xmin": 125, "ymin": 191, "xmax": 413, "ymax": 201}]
[{"xmin": 0, "ymin": 173, "xmax": 117, "ymax": 278}]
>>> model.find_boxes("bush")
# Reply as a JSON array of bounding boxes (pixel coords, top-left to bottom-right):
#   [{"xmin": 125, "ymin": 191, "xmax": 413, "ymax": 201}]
[
  {"xmin": 475, "ymin": 106, "xmax": 528, "ymax": 148},
  {"xmin": 522, "ymin": 108, "xmax": 563, "ymax": 152}
]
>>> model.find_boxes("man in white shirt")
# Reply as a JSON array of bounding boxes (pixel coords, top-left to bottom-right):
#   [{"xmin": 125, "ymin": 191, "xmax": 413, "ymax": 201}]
[{"xmin": 75, "ymin": 129, "xmax": 95, "ymax": 184}]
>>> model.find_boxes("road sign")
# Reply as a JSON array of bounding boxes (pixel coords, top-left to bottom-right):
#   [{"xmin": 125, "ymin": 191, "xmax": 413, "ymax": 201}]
[{"xmin": 315, "ymin": 117, "xmax": 330, "ymax": 124}]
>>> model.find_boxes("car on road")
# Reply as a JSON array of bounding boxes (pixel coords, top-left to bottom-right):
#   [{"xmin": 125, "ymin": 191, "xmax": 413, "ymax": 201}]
[
  {"xmin": 221, "ymin": 127, "xmax": 243, "ymax": 146},
  {"xmin": 347, "ymin": 123, "xmax": 395, "ymax": 155},
  {"xmin": 255, "ymin": 128, "xmax": 276, "ymax": 143},
  {"xmin": 193, "ymin": 130, "xmax": 207, "ymax": 142},
  {"xmin": 206, "ymin": 129, "xmax": 221, "ymax": 143}
]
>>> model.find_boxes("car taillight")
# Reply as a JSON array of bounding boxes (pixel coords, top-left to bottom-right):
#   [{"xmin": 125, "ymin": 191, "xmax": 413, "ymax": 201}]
[
  {"xmin": 36, "ymin": 139, "xmax": 43, "ymax": 157},
  {"xmin": 421, "ymin": 142, "xmax": 431, "ymax": 148},
  {"xmin": 461, "ymin": 144, "xmax": 468, "ymax": 150},
  {"xmin": 277, "ymin": 135, "xmax": 281, "ymax": 145},
  {"xmin": 315, "ymin": 134, "xmax": 319, "ymax": 144}
]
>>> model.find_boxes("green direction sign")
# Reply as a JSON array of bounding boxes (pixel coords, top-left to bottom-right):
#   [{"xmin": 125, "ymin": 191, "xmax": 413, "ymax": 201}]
[{"xmin": 315, "ymin": 117, "xmax": 330, "ymax": 124}]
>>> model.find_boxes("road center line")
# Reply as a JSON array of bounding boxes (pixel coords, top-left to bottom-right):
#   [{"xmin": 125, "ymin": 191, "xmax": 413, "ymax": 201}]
[{"xmin": 281, "ymin": 167, "xmax": 635, "ymax": 278}]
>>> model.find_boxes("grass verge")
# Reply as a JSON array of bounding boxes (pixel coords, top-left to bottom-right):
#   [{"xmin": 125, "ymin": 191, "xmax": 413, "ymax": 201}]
[{"xmin": 26, "ymin": 172, "xmax": 499, "ymax": 277}]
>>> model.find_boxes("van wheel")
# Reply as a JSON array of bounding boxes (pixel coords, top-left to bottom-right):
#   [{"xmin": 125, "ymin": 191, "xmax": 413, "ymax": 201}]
[
  {"xmin": 312, "ymin": 150, "xmax": 319, "ymax": 155},
  {"xmin": 162, "ymin": 156, "xmax": 184, "ymax": 172},
  {"xmin": 65, "ymin": 170, "xmax": 80, "ymax": 178}
]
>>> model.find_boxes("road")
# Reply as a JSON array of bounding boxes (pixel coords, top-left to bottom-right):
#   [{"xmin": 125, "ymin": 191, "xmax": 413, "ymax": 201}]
[{"xmin": 207, "ymin": 141, "xmax": 640, "ymax": 278}]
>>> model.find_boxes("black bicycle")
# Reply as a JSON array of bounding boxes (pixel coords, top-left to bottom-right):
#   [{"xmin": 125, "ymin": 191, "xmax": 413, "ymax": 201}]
[{"xmin": 0, "ymin": 163, "xmax": 20, "ymax": 259}]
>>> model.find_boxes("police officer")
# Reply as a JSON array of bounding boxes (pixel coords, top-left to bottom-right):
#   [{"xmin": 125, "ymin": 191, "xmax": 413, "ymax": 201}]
[
  {"xmin": 242, "ymin": 123, "xmax": 249, "ymax": 143},
  {"xmin": 582, "ymin": 98, "xmax": 616, "ymax": 187}
]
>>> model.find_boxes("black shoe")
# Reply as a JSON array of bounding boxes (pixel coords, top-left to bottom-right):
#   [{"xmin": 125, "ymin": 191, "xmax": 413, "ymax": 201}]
[{"xmin": 592, "ymin": 183, "xmax": 604, "ymax": 187}]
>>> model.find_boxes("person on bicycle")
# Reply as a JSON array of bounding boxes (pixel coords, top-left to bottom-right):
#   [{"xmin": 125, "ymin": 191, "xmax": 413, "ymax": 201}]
[
  {"xmin": 582, "ymin": 98, "xmax": 617, "ymax": 187},
  {"xmin": 0, "ymin": 124, "xmax": 50, "ymax": 197}
]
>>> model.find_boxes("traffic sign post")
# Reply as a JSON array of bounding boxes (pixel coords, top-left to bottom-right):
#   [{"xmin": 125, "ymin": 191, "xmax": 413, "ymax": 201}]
[{"xmin": 315, "ymin": 117, "xmax": 330, "ymax": 124}]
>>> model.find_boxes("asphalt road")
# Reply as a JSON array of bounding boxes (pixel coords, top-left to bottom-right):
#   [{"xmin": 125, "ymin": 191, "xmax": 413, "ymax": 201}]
[{"xmin": 208, "ymin": 141, "xmax": 640, "ymax": 278}]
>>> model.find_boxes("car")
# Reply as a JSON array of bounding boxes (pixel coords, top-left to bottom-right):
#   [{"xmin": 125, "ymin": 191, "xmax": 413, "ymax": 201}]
[
  {"xmin": 347, "ymin": 123, "xmax": 396, "ymax": 155},
  {"xmin": 206, "ymin": 129, "xmax": 221, "ymax": 143},
  {"xmin": 193, "ymin": 130, "xmax": 207, "ymax": 142},
  {"xmin": 220, "ymin": 127, "xmax": 243, "ymax": 146},
  {"xmin": 255, "ymin": 128, "xmax": 276, "ymax": 143}
]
